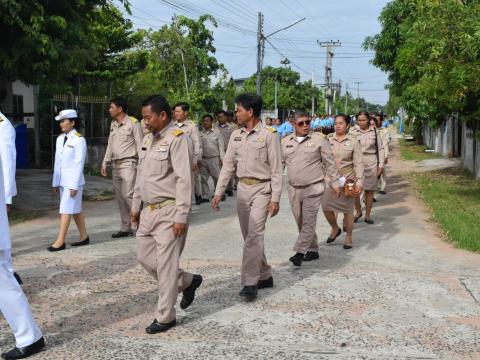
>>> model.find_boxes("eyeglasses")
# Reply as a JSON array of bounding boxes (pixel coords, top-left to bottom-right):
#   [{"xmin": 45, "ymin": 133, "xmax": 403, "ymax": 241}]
[{"xmin": 296, "ymin": 120, "xmax": 311, "ymax": 127}]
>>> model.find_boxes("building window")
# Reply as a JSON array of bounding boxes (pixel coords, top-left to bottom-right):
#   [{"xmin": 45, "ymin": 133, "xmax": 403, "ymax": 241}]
[{"xmin": 12, "ymin": 94, "xmax": 24, "ymax": 123}]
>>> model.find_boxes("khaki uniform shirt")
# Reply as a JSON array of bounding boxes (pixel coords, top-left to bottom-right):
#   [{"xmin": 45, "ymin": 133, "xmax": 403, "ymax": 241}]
[
  {"xmin": 200, "ymin": 129, "xmax": 225, "ymax": 159},
  {"xmin": 215, "ymin": 122, "xmax": 283, "ymax": 202},
  {"xmin": 218, "ymin": 123, "xmax": 234, "ymax": 150},
  {"xmin": 174, "ymin": 120, "xmax": 202, "ymax": 165},
  {"xmin": 378, "ymin": 127, "xmax": 389, "ymax": 159},
  {"xmin": 281, "ymin": 132, "xmax": 340, "ymax": 188},
  {"xmin": 349, "ymin": 125, "xmax": 385, "ymax": 167},
  {"xmin": 102, "ymin": 115, "xmax": 143, "ymax": 167},
  {"xmin": 326, "ymin": 133, "xmax": 364, "ymax": 188},
  {"xmin": 131, "ymin": 122, "xmax": 192, "ymax": 224}
]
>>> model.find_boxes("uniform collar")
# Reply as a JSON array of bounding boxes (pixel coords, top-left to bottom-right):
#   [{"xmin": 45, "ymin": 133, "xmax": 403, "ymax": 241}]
[
  {"xmin": 333, "ymin": 133, "xmax": 349, "ymax": 142},
  {"xmin": 175, "ymin": 121, "xmax": 186, "ymax": 128},
  {"xmin": 241, "ymin": 121, "xmax": 263, "ymax": 134},
  {"xmin": 290, "ymin": 131, "xmax": 311, "ymax": 142},
  {"xmin": 203, "ymin": 128, "xmax": 214, "ymax": 133},
  {"xmin": 154, "ymin": 121, "xmax": 174, "ymax": 138},
  {"xmin": 65, "ymin": 129, "xmax": 76, "ymax": 138}
]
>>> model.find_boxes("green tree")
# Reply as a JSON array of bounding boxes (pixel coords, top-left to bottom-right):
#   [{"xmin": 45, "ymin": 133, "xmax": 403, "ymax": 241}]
[{"xmin": 0, "ymin": 0, "xmax": 133, "ymax": 83}]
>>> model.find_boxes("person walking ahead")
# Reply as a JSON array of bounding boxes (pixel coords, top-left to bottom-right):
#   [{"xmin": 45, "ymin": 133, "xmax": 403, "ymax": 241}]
[
  {"xmin": 101, "ymin": 97, "xmax": 143, "ymax": 238},
  {"xmin": 281, "ymin": 111, "xmax": 340, "ymax": 267},
  {"xmin": 212, "ymin": 94, "xmax": 282, "ymax": 301}
]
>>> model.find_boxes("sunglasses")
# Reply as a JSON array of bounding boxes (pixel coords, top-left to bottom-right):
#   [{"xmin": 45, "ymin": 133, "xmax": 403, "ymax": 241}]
[{"xmin": 296, "ymin": 120, "xmax": 311, "ymax": 127}]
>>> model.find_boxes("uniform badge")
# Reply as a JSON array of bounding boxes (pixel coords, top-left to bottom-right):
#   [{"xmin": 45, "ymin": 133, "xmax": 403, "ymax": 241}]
[
  {"xmin": 286, "ymin": 145, "xmax": 293, "ymax": 148},
  {"xmin": 256, "ymin": 136, "xmax": 265, "ymax": 142},
  {"xmin": 234, "ymin": 137, "xmax": 242, "ymax": 141}
]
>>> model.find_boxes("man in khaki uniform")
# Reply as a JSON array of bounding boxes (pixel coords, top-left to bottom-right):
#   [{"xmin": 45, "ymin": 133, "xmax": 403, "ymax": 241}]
[
  {"xmin": 102, "ymin": 97, "xmax": 143, "ymax": 238},
  {"xmin": 225, "ymin": 110, "xmax": 238, "ymax": 130},
  {"xmin": 173, "ymin": 102, "xmax": 203, "ymax": 205},
  {"xmin": 375, "ymin": 114, "xmax": 389, "ymax": 194},
  {"xmin": 212, "ymin": 94, "xmax": 282, "ymax": 301},
  {"xmin": 199, "ymin": 114, "xmax": 225, "ymax": 201},
  {"xmin": 131, "ymin": 95, "xmax": 202, "ymax": 334},
  {"xmin": 216, "ymin": 110, "xmax": 235, "ymax": 196},
  {"xmin": 281, "ymin": 112, "xmax": 340, "ymax": 267}
]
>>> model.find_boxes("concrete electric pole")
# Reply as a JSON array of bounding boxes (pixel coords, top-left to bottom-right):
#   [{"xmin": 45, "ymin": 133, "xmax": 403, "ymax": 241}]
[
  {"xmin": 317, "ymin": 40, "xmax": 341, "ymax": 115},
  {"xmin": 355, "ymin": 81, "xmax": 362, "ymax": 113}
]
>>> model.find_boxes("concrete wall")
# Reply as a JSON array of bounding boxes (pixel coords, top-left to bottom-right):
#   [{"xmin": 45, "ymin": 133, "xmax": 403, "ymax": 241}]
[{"xmin": 422, "ymin": 117, "xmax": 480, "ymax": 178}]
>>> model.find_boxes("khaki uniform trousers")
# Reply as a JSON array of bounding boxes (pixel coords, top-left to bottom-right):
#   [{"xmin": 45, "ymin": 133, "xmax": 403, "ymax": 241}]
[
  {"xmin": 136, "ymin": 204, "xmax": 193, "ymax": 323},
  {"xmin": 288, "ymin": 182, "xmax": 324, "ymax": 254},
  {"xmin": 112, "ymin": 160, "xmax": 137, "ymax": 232},
  {"xmin": 237, "ymin": 181, "xmax": 272, "ymax": 286},
  {"xmin": 200, "ymin": 157, "xmax": 221, "ymax": 199},
  {"xmin": 377, "ymin": 166, "xmax": 387, "ymax": 191}
]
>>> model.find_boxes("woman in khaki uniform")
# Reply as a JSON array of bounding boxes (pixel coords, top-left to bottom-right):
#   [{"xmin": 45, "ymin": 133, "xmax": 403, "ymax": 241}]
[
  {"xmin": 322, "ymin": 114, "xmax": 364, "ymax": 249},
  {"xmin": 351, "ymin": 111, "xmax": 384, "ymax": 224}
]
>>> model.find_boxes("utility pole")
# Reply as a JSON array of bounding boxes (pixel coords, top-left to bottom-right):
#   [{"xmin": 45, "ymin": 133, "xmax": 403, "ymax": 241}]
[
  {"xmin": 344, "ymin": 82, "xmax": 349, "ymax": 114},
  {"xmin": 355, "ymin": 81, "xmax": 361, "ymax": 113},
  {"xmin": 256, "ymin": 16, "xmax": 305, "ymax": 96},
  {"xmin": 173, "ymin": 14, "xmax": 189, "ymax": 100},
  {"xmin": 256, "ymin": 12, "xmax": 264, "ymax": 96},
  {"xmin": 311, "ymin": 70, "xmax": 315, "ymax": 116},
  {"xmin": 274, "ymin": 79, "xmax": 278, "ymax": 117},
  {"xmin": 317, "ymin": 40, "xmax": 341, "ymax": 116}
]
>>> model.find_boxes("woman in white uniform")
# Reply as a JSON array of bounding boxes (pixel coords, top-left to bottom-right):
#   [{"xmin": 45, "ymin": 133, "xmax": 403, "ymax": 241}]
[
  {"xmin": 0, "ymin": 155, "xmax": 45, "ymax": 359},
  {"xmin": 48, "ymin": 109, "xmax": 89, "ymax": 251}
]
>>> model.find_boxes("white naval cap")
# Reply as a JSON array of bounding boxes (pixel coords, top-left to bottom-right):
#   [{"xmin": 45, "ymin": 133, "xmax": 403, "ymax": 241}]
[{"xmin": 55, "ymin": 109, "xmax": 78, "ymax": 121}]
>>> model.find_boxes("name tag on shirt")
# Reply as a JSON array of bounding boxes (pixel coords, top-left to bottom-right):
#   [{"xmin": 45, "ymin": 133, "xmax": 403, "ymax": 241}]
[
  {"xmin": 286, "ymin": 145, "xmax": 294, "ymax": 148},
  {"xmin": 156, "ymin": 147, "xmax": 168, "ymax": 152},
  {"xmin": 67, "ymin": 144, "xmax": 74, "ymax": 148},
  {"xmin": 234, "ymin": 137, "xmax": 242, "ymax": 141}
]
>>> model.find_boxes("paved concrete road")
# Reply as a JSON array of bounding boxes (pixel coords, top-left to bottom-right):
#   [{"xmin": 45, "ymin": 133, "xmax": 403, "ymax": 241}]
[{"xmin": 1, "ymin": 136, "xmax": 479, "ymax": 359}]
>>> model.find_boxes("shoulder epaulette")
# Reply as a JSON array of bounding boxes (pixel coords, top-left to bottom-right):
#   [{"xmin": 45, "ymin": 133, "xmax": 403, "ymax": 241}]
[
  {"xmin": 326, "ymin": 133, "xmax": 334, "ymax": 138},
  {"xmin": 172, "ymin": 129, "xmax": 184, "ymax": 137},
  {"xmin": 266, "ymin": 126, "xmax": 277, "ymax": 133},
  {"xmin": 130, "ymin": 116, "xmax": 138, "ymax": 123},
  {"xmin": 75, "ymin": 132, "xmax": 82, "ymax": 137},
  {"xmin": 313, "ymin": 132, "xmax": 326, "ymax": 138}
]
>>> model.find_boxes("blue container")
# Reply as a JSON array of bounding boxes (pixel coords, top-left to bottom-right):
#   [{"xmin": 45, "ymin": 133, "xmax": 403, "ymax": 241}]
[{"xmin": 15, "ymin": 124, "xmax": 29, "ymax": 169}]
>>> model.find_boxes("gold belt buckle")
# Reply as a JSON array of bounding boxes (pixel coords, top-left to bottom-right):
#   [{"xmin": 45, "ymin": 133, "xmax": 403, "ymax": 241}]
[{"xmin": 147, "ymin": 204, "xmax": 157, "ymax": 210}]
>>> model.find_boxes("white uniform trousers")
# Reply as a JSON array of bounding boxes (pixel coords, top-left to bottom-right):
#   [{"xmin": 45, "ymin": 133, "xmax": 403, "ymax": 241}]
[
  {"xmin": 59, "ymin": 186, "xmax": 83, "ymax": 214},
  {"xmin": 0, "ymin": 250, "xmax": 42, "ymax": 348}
]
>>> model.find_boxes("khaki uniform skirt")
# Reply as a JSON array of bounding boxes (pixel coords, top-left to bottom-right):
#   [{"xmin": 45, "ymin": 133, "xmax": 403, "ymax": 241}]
[
  {"xmin": 362, "ymin": 154, "xmax": 378, "ymax": 191},
  {"xmin": 321, "ymin": 184, "xmax": 355, "ymax": 213}
]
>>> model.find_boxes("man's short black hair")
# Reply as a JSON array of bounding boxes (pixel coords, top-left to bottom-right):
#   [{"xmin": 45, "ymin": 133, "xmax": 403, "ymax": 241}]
[
  {"xmin": 294, "ymin": 111, "xmax": 309, "ymax": 120},
  {"xmin": 142, "ymin": 95, "xmax": 171, "ymax": 119},
  {"xmin": 110, "ymin": 96, "xmax": 128, "ymax": 113},
  {"xmin": 215, "ymin": 109, "xmax": 227, "ymax": 116},
  {"xmin": 173, "ymin": 102, "xmax": 189, "ymax": 112},
  {"xmin": 202, "ymin": 114, "xmax": 214, "ymax": 122},
  {"xmin": 225, "ymin": 111, "xmax": 234, "ymax": 118},
  {"xmin": 235, "ymin": 93, "xmax": 262, "ymax": 118}
]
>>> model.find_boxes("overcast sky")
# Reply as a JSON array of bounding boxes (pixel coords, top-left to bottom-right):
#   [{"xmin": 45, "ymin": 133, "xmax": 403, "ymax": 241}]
[{"xmin": 122, "ymin": 0, "xmax": 390, "ymax": 105}]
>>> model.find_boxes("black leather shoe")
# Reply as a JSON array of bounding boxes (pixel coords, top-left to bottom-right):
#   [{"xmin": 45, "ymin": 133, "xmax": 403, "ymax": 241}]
[
  {"xmin": 221, "ymin": 195, "xmax": 226, "ymax": 201},
  {"xmin": 379, "ymin": 190, "xmax": 386, "ymax": 195},
  {"xmin": 289, "ymin": 252, "xmax": 303, "ymax": 266},
  {"xmin": 111, "ymin": 231, "xmax": 133, "ymax": 239},
  {"xmin": 13, "ymin": 272, "xmax": 23, "ymax": 285},
  {"xmin": 373, "ymin": 197, "xmax": 377, "ymax": 202},
  {"xmin": 145, "ymin": 319, "xmax": 176, "ymax": 334},
  {"xmin": 180, "ymin": 274, "xmax": 203, "ymax": 310},
  {"xmin": 195, "ymin": 195, "xmax": 202, "ymax": 205},
  {"xmin": 239, "ymin": 286, "xmax": 257, "ymax": 300},
  {"xmin": 354, "ymin": 213, "xmax": 363, "ymax": 223},
  {"xmin": 201, "ymin": 198, "xmax": 210, "ymax": 203},
  {"xmin": 365, "ymin": 219, "xmax": 374, "ymax": 224},
  {"xmin": 343, "ymin": 244, "xmax": 353, "ymax": 250},
  {"xmin": 257, "ymin": 276, "xmax": 273, "ymax": 289},
  {"xmin": 47, "ymin": 243, "xmax": 65, "ymax": 252},
  {"xmin": 1, "ymin": 336, "xmax": 45, "ymax": 359},
  {"xmin": 225, "ymin": 190, "xmax": 234, "ymax": 197},
  {"xmin": 326, "ymin": 228, "xmax": 342, "ymax": 244},
  {"xmin": 303, "ymin": 251, "xmax": 319, "ymax": 261},
  {"xmin": 71, "ymin": 237, "xmax": 90, "ymax": 247}
]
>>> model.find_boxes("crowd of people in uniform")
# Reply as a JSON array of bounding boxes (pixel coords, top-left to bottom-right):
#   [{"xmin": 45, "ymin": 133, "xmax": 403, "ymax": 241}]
[{"xmin": 0, "ymin": 93, "xmax": 390, "ymax": 358}]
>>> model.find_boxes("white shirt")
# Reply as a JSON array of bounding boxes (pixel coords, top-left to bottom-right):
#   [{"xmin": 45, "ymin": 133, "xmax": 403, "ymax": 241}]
[
  {"xmin": 0, "ymin": 112, "xmax": 17, "ymax": 205},
  {"xmin": 0, "ymin": 155, "xmax": 11, "ymax": 251},
  {"xmin": 52, "ymin": 129, "xmax": 87, "ymax": 190}
]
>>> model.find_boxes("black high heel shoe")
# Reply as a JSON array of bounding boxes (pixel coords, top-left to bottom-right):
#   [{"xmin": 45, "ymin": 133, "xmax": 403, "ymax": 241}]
[
  {"xmin": 71, "ymin": 237, "xmax": 90, "ymax": 247},
  {"xmin": 326, "ymin": 228, "xmax": 342, "ymax": 244},
  {"xmin": 354, "ymin": 212, "xmax": 363, "ymax": 223},
  {"xmin": 343, "ymin": 243, "xmax": 353, "ymax": 250},
  {"xmin": 47, "ymin": 243, "xmax": 65, "ymax": 252}
]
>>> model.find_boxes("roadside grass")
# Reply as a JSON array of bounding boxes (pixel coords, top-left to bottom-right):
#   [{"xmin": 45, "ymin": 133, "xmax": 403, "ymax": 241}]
[
  {"xmin": 83, "ymin": 190, "xmax": 114, "ymax": 201},
  {"xmin": 8, "ymin": 208, "xmax": 44, "ymax": 225},
  {"xmin": 412, "ymin": 168, "xmax": 480, "ymax": 252},
  {"xmin": 399, "ymin": 139, "xmax": 442, "ymax": 161}
]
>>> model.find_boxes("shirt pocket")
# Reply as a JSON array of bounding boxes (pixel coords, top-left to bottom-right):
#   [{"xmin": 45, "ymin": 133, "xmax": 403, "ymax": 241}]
[
  {"xmin": 151, "ymin": 149, "xmax": 169, "ymax": 174},
  {"xmin": 249, "ymin": 141, "xmax": 267, "ymax": 161}
]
